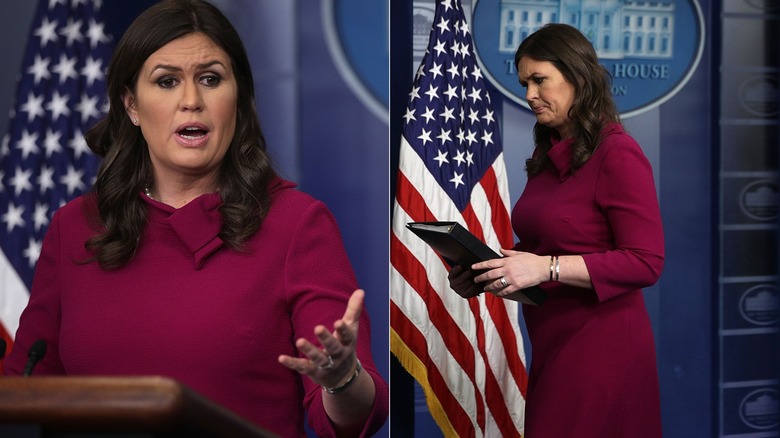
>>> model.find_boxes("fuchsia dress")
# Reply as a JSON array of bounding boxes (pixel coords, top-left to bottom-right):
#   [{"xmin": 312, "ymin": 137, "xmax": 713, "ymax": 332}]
[
  {"xmin": 512, "ymin": 124, "xmax": 664, "ymax": 437},
  {"xmin": 5, "ymin": 177, "xmax": 388, "ymax": 438}
]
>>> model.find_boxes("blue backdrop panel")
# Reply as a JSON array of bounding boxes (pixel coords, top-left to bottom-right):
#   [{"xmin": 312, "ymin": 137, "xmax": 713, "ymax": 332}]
[
  {"xmin": 296, "ymin": 0, "xmax": 390, "ymax": 397},
  {"xmin": 718, "ymin": 1, "xmax": 780, "ymax": 436}
]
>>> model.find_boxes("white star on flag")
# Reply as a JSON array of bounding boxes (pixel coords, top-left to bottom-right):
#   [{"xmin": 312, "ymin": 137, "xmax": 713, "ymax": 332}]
[
  {"xmin": 0, "ymin": 0, "xmax": 111, "ymax": 361},
  {"xmin": 390, "ymin": 0, "xmax": 527, "ymax": 436}
]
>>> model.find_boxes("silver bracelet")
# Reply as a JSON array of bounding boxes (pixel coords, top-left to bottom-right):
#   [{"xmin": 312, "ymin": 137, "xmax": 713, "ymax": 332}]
[
  {"xmin": 549, "ymin": 255, "xmax": 555, "ymax": 281},
  {"xmin": 322, "ymin": 359, "xmax": 362, "ymax": 394}
]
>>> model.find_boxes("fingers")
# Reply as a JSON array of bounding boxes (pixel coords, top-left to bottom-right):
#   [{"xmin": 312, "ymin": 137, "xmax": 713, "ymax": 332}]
[
  {"xmin": 448, "ymin": 266, "xmax": 481, "ymax": 298},
  {"xmin": 278, "ymin": 353, "xmax": 315, "ymax": 374},
  {"xmin": 460, "ymin": 285, "xmax": 481, "ymax": 297},
  {"xmin": 449, "ymin": 267, "xmax": 473, "ymax": 287},
  {"xmin": 278, "ymin": 336, "xmax": 331, "ymax": 372},
  {"xmin": 484, "ymin": 275, "xmax": 510, "ymax": 294},
  {"xmin": 279, "ymin": 329, "xmax": 357, "ymax": 389},
  {"xmin": 341, "ymin": 289, "xmax": 364, "ymax": 325},
  {"xmin": 306, "ymin": 289, "xmax": 363, "ymax": 356},
  {"xmin": 315, "ymin": 322, "xmax": 354, "ymax": 359},
  {"xmin": 450, "ymin": 281, "xmax": 482, "ymax": 298},
  {"xmin": 470, "ymin": 250, "xmax": 511, "ymax": 271},
  {"xmin": 278, "ymin": 289, "xmax": 362, "ymax": 383},
  {"xmin": 448, "ymin": 264, "xmax": 465, "ymax": 279},
  {"xmin": 277, "ymin": 331, "xmax": 347, "ymax": 374}
]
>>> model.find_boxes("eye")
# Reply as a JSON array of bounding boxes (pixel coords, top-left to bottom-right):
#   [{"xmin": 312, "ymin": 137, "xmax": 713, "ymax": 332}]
[
  {"xmin": 157, "ymin": 76, "xmax": 178, "ymax": 89},
  {"xmin": 200, "ymin": 74, "xmax": 222, "ymax": 87}
]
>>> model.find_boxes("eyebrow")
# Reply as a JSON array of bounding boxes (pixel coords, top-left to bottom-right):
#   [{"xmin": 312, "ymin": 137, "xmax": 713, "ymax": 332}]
[
  {"xmin": 150, "ymin": 60, "xmax": 227, "ymax": 73},
  {"xmin": 519, "ymin": 72, "xmax": 543, "ymax": 81}
]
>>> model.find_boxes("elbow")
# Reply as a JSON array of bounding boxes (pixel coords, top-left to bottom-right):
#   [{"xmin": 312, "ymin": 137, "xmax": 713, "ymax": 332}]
[{"xmin": 638, "ymin": 251, "xmax": 665, "ymax": 287}]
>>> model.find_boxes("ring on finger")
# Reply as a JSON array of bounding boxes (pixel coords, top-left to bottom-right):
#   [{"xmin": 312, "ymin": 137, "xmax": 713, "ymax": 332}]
[
  {"xmin": 499, "ymin": 276, "xmax": 508, "ymax": 288},
  {"xmin": 319, "ymin": 353, "xmax": 335, "ymax": 370}
]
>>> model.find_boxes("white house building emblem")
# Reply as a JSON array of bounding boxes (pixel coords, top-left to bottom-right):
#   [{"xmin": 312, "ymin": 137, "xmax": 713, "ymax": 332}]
[{"xmin": 471, "ymin": 0, "xmax": 705, "ymax": 117}]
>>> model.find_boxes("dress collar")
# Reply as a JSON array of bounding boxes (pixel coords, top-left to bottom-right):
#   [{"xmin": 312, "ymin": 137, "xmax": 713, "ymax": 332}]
[
  {"xmin": 545, "ymin": 123, "xmax": 623, "ymax": 180},
  {"xmin": 548, "ymin": 135, "xmax": 574, "ymax": 180},
  {"xmin": 141, "ymin": 192, "xmax": 224, "ymax": 270}
]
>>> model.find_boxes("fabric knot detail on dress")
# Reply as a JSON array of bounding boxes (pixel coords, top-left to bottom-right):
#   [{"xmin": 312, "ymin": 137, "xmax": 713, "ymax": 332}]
[
  {"xmin": 166, "ymin": 193, "xmax": 224, "ymax": 270},
  {"xmin": 548, "ymin": 136, "xmax": 574, "ymax": 181}
]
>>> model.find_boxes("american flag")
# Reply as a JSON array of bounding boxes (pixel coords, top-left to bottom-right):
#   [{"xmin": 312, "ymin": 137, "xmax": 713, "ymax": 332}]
[
  {"xmin": 390, "ymin": 0, "xmax": 527, "ymax": 436},
  {"xmin": 0, "ymin": 0, "xmax": 111, "ymax": 365}
]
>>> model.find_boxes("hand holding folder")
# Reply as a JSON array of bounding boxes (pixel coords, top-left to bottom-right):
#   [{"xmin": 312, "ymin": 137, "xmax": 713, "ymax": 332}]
[{"xmin": 406, "ymin": 221, "xmax": 547, "ymax": 306}]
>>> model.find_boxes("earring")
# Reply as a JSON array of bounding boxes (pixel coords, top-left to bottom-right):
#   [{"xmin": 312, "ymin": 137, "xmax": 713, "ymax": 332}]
[{"xmin": 131, "ymin": 118, "xmax": 138, "ymax": 125}]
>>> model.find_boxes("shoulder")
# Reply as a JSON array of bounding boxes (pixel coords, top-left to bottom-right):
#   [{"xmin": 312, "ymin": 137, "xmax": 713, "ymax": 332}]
[
  {"xmin": 599, "ymin": 123, "xmax": 642, "ymax": 151},
  {"xmin": 597, "ymin": 123, "xmax": 643, "ymax": 154},
  {"xmin": 592, "ymin": 123, "xmax": 651, "ymax": 167},
  {"xmin": 268, "ymin": 176, "xmax": 324, "ymax": 213},
  {"xmin": 257, "ymin": 178, "xmax": 348, "ymax": 254},
  {"xmin": 265, "ymin": 177, "xmax": 340, "ymax": 231},
  {"xmin": 592, "ymin": 124, "xmax": 653, "ymax": 190},
  {"xmin": 51, "ymin": 193, "xmax": 98, "ymax": 225},
  {"xmin": 38, "ymin": 193, "xmax": 101, "ymax": 247}
]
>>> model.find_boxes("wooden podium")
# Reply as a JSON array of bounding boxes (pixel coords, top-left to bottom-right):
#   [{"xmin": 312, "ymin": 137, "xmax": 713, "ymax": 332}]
[{"xmin": 0, "ymin": 376, "xmax": 278, "ymax": 437}]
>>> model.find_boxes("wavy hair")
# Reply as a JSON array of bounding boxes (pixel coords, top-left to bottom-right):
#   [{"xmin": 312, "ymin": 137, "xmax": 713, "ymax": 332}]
[
  {"xmin": 514, "ymin": 23, "xmax": 620, "ymax": 176},
  {"xmin": 84, "ymin": 0, "xmax": 276, "ymax": 270}
]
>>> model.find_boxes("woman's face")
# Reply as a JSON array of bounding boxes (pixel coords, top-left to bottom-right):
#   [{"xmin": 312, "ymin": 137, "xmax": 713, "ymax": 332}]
[
  {"xmin": 517, "ymin": 57, "xmax": 576, "ymax": 139},
  {"xmin": 123, "ymin": 32, "xmax": 237, "ymax": 185}
]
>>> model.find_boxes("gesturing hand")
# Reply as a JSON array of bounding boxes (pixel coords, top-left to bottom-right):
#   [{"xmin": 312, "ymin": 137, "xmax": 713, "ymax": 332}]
[{"xmin": 278, "ymin": 289, "xmax": 363, "ymax": 389}]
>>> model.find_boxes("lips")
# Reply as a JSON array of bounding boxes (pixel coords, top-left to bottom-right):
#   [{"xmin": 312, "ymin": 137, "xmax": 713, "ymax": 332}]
[{"xmin": 175, "ymin": 123, "xmax": 210, "ymax": 147}]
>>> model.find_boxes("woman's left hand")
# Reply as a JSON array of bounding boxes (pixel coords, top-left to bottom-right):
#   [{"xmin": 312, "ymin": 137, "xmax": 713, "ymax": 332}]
[
  {"xmin": 472, "ymin": 249, "xmax": 548, "ymax": 297},
  {"xmin": 278, "ymin": 289, "xmax": 363, "ymax": 389}
]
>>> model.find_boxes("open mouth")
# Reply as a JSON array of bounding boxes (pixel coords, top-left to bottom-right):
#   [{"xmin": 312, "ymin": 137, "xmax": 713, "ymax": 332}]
[
  {"xmin": 175, "ymin": 123, "xmax": 210, "ymax": 147},
  {"xmin": 179, "ymin": 126, "xmax": 208, "ymax": 139}
]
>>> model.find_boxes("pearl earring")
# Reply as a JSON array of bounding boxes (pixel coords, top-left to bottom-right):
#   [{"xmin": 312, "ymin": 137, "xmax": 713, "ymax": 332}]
[{"xmin": 132, "ymin": 118, "xmax": 138, "ymax": 125}]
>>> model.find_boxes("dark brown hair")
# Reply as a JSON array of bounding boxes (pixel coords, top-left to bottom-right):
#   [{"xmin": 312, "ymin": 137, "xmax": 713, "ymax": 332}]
[
  {"xmin": 84, "ymin": 0, "xmax": 276, "ymax": 269},
  {"xmin": 514, "ymin": 23, "xmax": 619, "ymax": 176}
]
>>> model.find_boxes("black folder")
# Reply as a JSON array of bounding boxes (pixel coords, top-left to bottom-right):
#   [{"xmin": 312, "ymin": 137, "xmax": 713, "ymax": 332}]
[{"xmin": 406, "ymin": 221, "xmax": 547, "ymax": 306}]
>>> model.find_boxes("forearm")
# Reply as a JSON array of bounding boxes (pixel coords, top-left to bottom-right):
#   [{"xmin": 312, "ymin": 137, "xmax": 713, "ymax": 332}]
[
  {"xmin": 322, "ymin": 365, "xmax": 377, "ymax": 437},
  {"xmin": 551, "ymin": 255, "xmax": 592, "ymax": 289},
  {"xmin": 501, "ymin": 254, "xmax": 592, "ymax": 302}
]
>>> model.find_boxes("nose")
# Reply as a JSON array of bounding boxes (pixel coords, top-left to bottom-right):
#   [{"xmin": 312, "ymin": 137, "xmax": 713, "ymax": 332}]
[
  {"xmin": 179, "ymin": 81, "xmax": 203, "ymax": 112},
  {"xmin": 525, "ymin": 85, "xmax": 537, "ymax": 103}
]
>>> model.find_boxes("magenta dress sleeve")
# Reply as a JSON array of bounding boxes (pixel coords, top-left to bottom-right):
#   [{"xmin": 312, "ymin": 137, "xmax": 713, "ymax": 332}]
[
  {"xmin": 4, "ymin": 206, "xmax": 68, "ymax": 376},
  {"xmin": 582, "ymin": 137, "xmax": 665, "ymax": 302},
  {"xmin": 282, "ymin": 200, "xmax": 389, "ymax": 437}
]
